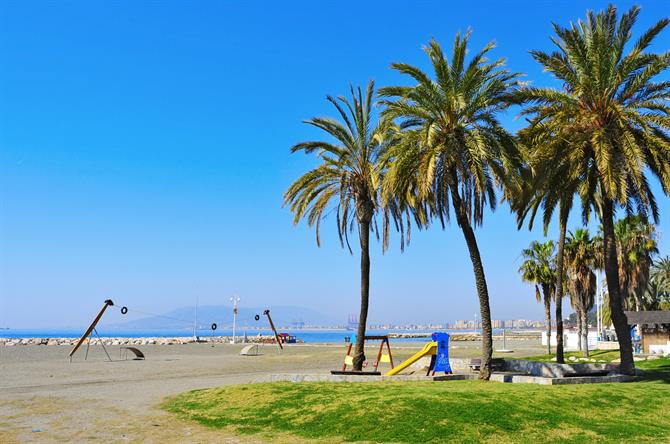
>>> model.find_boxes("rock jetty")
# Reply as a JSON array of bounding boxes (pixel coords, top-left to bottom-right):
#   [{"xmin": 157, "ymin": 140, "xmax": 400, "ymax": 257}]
[
  {"xmin": 389, "ymin": 331, "xmax": 541, "ymax": 341},
  {"xmin": 0, "ymin": 335, "xmax": 300, "ymax": 347}
]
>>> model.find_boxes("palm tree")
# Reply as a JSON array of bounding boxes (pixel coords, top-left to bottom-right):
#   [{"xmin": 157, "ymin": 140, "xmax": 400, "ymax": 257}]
[
  {"xmin": 284, "ymin": 81, "xmax": 399, "ymax": 370},
  {"xmin": 519, "ymin": 240, "xmax": 556, "ymax": 355},
  {"xmin": 379, "ymin": 33, "xmax": 523, "ymax": 380},
  {"xmin": 647, "ymin": 257, "xmax": 670, "ymax": 310},
  {"xmin": 564, "ymin": 229, "xmax": 597, "ymax": 357},
  {"xmin": 513, "ymin": 5, "xmax": 670, "ymax": 375},
  {"xmin": 613, "ymin": 216, "xmax": 658, "ymax": 311},
  {"xmin": 511, "ymin": 142, "xmax": 578, "ymax": 364}
]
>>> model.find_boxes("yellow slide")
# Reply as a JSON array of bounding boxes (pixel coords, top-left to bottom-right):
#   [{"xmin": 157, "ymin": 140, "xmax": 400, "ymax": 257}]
[{"xmin": 384, "ymin": 341, "xmax": 437, "ymax": 376}]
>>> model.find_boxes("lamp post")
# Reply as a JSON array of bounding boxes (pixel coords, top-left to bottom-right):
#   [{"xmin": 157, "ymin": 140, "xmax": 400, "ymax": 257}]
[
  {"xmin": 230, "ymin": 295, "xmax": 240, "ymax": 344},
  {"xmin": 600, "ymin": 272, "xmax": 602, "ymax": 346}
]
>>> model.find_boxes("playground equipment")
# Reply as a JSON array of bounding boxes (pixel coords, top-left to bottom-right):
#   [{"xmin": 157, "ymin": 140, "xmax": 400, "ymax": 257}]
[
  {"xmin": 385, "ymin": 332, "xmax": 452, "ymax": 376},
  {"xmin": 262, "ymin": 309, "xmax": 283, "ymax": 352},
  {"xmin": 240, "ymin": 344, "xmax": 261, "ymax": 356},
  {"xmin": 69, "ymin": 299, "xmax": 115, "ymax": 362},
  {"xmin": 331, "ymin": 335, "xmax": 394, "ymax": 375},
  {"xmin": 69, "ymin": 298, "xmax": 224, "ymax": 362},
  {"xmin": 120, "ymin": 346, "xmax": 145, "ymax": 360},
  {"xmin": 495, "ymin": 329, "xmax": 514, "ymax": 353},
  {"xmin": 68, "ymin": 298, "xmax": 295, "ymax": 361}
]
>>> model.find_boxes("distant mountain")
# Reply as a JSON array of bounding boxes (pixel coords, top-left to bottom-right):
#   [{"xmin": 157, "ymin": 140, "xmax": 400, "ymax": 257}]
[{"xmin": 108, "ymin": 304, "xmax": 340, "ymax": 330}]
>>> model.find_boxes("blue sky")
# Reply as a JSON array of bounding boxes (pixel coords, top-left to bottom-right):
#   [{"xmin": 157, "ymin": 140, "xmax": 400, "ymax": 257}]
[{"xmin": 1, "ymin": 1, "xmax": 669, "ymax": 328}]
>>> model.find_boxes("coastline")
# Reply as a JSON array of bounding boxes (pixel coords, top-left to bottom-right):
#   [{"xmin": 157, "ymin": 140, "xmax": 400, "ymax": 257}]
[{"xmin": 0, "ymin": 330, "xmax": 541, "ymax": 347}]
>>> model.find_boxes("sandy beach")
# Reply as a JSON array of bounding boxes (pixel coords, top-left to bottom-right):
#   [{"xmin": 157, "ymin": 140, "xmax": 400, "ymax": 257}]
[{"xmin": 0, "ymin": 339, "xmax": 545, "ymax": 443}]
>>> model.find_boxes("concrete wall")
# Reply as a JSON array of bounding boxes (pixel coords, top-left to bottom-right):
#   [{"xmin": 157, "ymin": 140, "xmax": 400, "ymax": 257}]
[{"xmin": 504, "ymin": 359, "xmax": 620, "ymax": 377}]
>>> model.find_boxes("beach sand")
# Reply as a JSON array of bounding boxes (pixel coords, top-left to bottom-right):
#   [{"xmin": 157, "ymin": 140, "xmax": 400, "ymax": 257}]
[{"xmin": 0, "ymin": 339, "xmax": 545, "ymax": 443}]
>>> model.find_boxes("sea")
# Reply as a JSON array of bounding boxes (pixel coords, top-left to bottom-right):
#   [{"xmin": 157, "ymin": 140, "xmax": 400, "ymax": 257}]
[{"xmin": 0, "ymin": 328, "xmax": 506, "ymax": 343}]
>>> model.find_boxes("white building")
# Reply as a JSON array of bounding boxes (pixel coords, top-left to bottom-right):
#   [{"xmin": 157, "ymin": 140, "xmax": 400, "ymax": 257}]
[{"xmin": 541, "ymin": 329, "xmax": 599, "ymax": 351}]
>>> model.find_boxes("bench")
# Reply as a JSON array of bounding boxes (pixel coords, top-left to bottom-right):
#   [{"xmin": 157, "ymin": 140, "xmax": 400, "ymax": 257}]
[{"xmin": 469, "ymin": 358, "xmax": 505, "ymax": 372}]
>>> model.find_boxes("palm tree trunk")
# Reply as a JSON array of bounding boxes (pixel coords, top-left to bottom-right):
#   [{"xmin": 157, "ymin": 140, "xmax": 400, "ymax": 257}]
[
  {"xmin": 555, "ymin": 297, "xmax": 564, "ymax": 361},
  {"xmin": 555, "ymin": 216, "xmax": 567, "ymax": 363},
  {"xmin": 542, "ymin": 285, "xmax": 552, "ymax": 355},
  {"xmin": 450, "ymin": 185, "xmax": 493, "ymax": 380},
  {"xmin": 352, "ymin": 218, "xmax": 371, "ymax": 371},
  {"xmin": 577, "ymin": 307, "xmax": 583, "ymax": 352},
  {"xmin": 601, "ymin": 197, "xmax": 635, "ymax": 375},
  {"xmin": 581, "ymin": 306, "xmax": 589, "ymax": 357}
]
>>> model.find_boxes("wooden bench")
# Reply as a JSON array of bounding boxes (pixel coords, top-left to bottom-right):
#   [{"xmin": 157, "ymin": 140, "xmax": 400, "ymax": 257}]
[{"xmin": 469, "ymin": 358, "xmax": 505, "ymax": 372}]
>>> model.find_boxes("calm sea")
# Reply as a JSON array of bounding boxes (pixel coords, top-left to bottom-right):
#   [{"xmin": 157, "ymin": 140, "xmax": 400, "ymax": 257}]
[{"xmin": 0, "ymin": 328, "xmax": 504, "ymax": 343}]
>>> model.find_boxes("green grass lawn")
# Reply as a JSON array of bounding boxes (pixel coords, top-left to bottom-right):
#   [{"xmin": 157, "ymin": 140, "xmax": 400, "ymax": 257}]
[
  {"xmin": 525, "ymin": 349, "xmax": 623, "ymax": 363},
  {"xmin": 162, "ymin": 358, "xmax": 670, "ymax": 443}
]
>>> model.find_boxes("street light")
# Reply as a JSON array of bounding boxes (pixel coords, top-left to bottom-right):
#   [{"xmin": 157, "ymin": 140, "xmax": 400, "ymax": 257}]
[{"xmin": 230, "ymin": 295, "xmax": 240, "ymax": 344}]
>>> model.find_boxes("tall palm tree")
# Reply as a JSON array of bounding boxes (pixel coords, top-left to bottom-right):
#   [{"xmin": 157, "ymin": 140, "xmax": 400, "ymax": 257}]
[
  {"xmin": 519, "ymin": 240, "xmax": 556, "ymax": 355},
  {"xmin": 284, "ymin": 81, "xmax": 399, "ymax": 370},
  {"xmin": 564, "ymin": 229, "xmax": 597, "ymax": 357},
  {"xmin": 379, "ymin": 33, "xmax": 523, "ymax": 380},
  {"xmin": 513, "ymin": 5, "xmax": 670, "ymax": 375}
]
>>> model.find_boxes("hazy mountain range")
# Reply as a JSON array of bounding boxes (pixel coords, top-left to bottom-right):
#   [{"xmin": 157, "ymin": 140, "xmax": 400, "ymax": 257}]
[{"xmin": 108, "ymin": 304, "xmax": 340, "ymax": 330}]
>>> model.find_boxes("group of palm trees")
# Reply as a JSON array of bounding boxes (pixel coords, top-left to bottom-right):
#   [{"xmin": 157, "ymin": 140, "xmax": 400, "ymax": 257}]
[
  {"xmin": 284, "ymin": 4, "xmax": 670, "ymax": 379},
  {"xmin": 520, "ymin": 216, "xmax": 669, "ymax": 358}
]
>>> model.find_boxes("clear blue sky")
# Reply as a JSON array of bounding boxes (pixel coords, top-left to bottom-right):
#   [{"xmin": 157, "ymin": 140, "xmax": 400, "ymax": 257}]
[{"xmin": 2, "ymin": 1, "xmax": 669, "ymax": 329}]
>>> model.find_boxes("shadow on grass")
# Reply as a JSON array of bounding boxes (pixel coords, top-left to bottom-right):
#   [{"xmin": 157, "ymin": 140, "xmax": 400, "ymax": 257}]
[{"xmin": 636, "ymin": 359, "xmax": 670, "ymax": 384}]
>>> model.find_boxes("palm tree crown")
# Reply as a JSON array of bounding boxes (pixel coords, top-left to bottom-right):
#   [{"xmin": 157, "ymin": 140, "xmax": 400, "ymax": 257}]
[
  {"xmin": 516, "ymin": 5, "xmax": 670, "ymax": 222},
  {"xmin": 519, "ymin": 240, "xmax": 557, "ymax": 292},
  {"xmin": 379, "ymin": 32, "xmax": 523, "ymax": 226},
  {"xmin": 285, "ymin": 80, "xmax": 395, "ymax": 251},
  {"xmin": 647, "ymin": 256, "xmax": 670, "ymax": 310}
]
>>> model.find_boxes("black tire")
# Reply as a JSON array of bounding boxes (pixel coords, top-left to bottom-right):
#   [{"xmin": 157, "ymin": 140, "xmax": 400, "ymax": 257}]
[
  {"xmin": 211, "ymin": 323, "xmax": 217, "ymax": 331},
  {"xmin": 254, "ymin": 314, "xmax": 260, "ymax": 321},
  {"xmin": 121, "ymin": 307, "xmax": 128, "ymax": 315}
]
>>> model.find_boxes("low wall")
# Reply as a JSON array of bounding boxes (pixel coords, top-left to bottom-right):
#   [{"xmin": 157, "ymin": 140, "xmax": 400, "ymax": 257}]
[{"xmin": 504, "ymin": 359, "xmax": 620, "ymax": 377}]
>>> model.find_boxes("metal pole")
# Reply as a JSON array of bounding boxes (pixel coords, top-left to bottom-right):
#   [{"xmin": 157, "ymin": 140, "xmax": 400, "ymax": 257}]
[
  {"xmin": 193, "ymin": 296, "xmax": 199, "ymax": 339},
  {"xmin": 600, "ymin": 276, "xmax": 604, "ymax": 346},
  {"xmin": 94, "ymin": 328, "xmax": 112, "ymax": 362},
  {"xmin": 230, "ymin": 295, "xmax": 240, "ymax": 344}
]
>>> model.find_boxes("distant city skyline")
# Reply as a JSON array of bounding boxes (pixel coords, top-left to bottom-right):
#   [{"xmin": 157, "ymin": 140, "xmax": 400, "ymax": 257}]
[{"xmin": 2, "ymin": 1, "xmax": 669, "ymax": 329}]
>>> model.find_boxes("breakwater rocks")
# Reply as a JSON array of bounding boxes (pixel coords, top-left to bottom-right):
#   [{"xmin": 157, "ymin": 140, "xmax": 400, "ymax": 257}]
[
  {"xmin": 0, "ymin": 335, "xmax": 300, "ymax": 347},
  {"xmin": 389, "ymin": 331, "xmax": 542, "ymax": 341}
]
